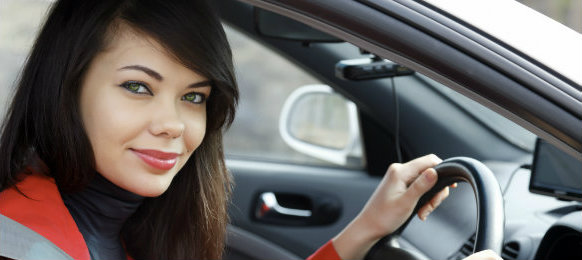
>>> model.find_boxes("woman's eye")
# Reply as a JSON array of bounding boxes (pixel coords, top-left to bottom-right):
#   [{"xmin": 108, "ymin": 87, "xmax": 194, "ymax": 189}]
[
  {"xmin": 182, "ymin": 93, "xmax": 206, "ymax": 104},
  {"xmin": 120, "ymin": 81, "xmax": 151, "ymax": 95}
]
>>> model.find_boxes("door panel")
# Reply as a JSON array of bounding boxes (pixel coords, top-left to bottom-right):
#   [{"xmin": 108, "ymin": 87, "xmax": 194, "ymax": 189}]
[{"xmin": 226, "ymin": 159, "xmax": 377, "ymax": 258}]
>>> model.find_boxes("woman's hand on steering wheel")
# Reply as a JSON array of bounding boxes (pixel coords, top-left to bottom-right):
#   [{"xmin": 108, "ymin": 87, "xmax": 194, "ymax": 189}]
[{"xmin": 332, "ymin": 154, "xmax": 453, "ymax": 260}]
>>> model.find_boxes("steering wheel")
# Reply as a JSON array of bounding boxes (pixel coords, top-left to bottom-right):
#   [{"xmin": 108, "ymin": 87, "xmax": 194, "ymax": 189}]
[{"xmin": 366, "ymin": 157, "xmax": 505, "ymax": 260}]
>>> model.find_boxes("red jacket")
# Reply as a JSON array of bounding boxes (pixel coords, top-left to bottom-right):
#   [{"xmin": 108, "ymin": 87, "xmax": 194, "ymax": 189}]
[
  {"xmin": 0, "ymin": 172, "xmax": 90, "ymax": 259},
  {"xmin": 307, "ymin": 241, "xmax": 341, "ymax": 260},
  {"xmin": 0, "ymin": 172, "xmax": 340, "ymax": 260}
]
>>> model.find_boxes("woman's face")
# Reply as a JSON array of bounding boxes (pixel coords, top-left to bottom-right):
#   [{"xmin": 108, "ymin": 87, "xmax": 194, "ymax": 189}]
[{"xmin": 80, "ymin": 26, "xmax": 210, "ymax": 197}]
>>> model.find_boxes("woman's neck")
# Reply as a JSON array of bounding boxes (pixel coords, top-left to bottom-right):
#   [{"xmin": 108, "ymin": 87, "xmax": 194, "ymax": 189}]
[{"xmin": 61, "ymin": 173, "xmax": 144, "ymax": 260}]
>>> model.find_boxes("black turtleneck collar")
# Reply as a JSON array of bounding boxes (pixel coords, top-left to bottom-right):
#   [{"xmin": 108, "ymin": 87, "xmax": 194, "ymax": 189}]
[{"xmin": 61, "ymin": 174, "xmax": 144, "ymax": 260}]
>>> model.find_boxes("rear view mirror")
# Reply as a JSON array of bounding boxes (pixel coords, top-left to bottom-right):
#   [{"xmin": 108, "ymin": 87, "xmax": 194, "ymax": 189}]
[
  {"xmin": 279, "ymin": 85, "xmax": 363, "ymax": 168},
  {"xmin": 254, "ymin": 8, "xmax": 342, "ymax": 43}
]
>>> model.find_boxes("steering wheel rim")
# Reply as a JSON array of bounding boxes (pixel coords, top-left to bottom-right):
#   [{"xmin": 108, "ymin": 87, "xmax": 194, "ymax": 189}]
[{"xmin": 366, "ymin": 157, "xmax": 505, "ymax": 260}]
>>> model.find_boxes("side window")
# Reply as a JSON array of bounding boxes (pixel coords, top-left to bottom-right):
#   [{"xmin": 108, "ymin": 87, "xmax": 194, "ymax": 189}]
[
  {"xmin": 223, "ymin": 25, "xmax": 364, "ymax": 169},
  {"xmin": 0, "ymin": 0, "xmax": 52, "ymax": 114}
]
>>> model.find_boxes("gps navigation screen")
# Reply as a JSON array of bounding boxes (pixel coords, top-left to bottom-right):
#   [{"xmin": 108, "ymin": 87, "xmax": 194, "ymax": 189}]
[{"xmin": 530, "ymin": 139, "xmax": 582, "ymax": 202}]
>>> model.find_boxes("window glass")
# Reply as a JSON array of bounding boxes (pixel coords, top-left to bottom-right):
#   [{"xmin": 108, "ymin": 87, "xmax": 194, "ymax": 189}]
[
  {"xmin": 223, "ymin": 25, "xmax": 363, "ymax": 168},
  {"xmin": 419, "ymin": 74, "xmax": 536, "ymax": 151}
]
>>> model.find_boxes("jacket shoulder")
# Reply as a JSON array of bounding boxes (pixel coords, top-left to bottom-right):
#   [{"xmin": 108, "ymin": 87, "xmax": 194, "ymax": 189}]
[{"xmin": 0, "ymin": 173, "xmax": 90, "ymax": 260}]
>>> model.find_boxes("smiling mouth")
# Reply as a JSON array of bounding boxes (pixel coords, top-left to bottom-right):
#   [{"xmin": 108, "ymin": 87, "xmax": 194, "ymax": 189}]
[{"xmin": 131, "ymin": 149, "xmax": 179, "ymax": 171}]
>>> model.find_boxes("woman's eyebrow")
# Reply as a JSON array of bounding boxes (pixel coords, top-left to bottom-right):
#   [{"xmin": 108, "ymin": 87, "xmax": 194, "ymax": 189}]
[
  {"xmin": 118, "ymin": 65, "xmax": 163, "ymax": 81},
  {"xmin": 119, "ymin": 65, "xmax": 211, "ymax": 88},
  {"xmin": 188, "ymin": 80, "xmax": 212, "ymax": 88}
]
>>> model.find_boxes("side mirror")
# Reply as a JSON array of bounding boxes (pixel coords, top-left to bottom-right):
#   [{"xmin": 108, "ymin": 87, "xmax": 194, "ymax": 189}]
[{"xmin": 279, "ymin": 85, "xmax": 363, "ymax": 168}]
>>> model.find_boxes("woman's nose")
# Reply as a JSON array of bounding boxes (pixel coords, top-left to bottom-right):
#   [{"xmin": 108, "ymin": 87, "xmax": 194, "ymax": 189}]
[{"xmin": 149, "ymin": 104, "xmax": 185, "ymax": 139}]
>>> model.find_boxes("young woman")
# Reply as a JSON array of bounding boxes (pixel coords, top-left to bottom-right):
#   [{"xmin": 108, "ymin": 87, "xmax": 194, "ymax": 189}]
[{"xmin": 0, "ymin": 1, "xmax": 500, "ymax": 260}]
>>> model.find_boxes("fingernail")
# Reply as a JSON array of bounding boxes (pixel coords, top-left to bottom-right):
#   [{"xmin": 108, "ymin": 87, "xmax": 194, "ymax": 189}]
[
  {"xmin": 421, "ymin": 211, "xmax": 429, "ymax": 221},
  {"xmin": 424, "ymin": 170, "xmax": 436, "ymax": 183}
]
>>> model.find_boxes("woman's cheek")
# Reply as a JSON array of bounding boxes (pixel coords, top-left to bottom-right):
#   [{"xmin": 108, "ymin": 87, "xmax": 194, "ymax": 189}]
[
  {"xmin": 184, "ymin": 109, "xmax": 207, "ymax": 154},
  {"xmin": 100, "ymin": 97, "xmax": 149, "ymax": 145}
]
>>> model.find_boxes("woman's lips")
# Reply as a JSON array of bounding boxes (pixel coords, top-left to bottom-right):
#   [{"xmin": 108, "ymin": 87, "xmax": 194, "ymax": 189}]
[{"xmin": 131, "ymin": 149, "xmax": 179, "ymax": 171}]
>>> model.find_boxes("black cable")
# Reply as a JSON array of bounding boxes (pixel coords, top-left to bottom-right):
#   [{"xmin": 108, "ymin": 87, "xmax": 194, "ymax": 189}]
[
  {"xmin": 502, "ymin": 164, "xmax": 530, "ymax": 195},
  {"xmin": 392, "ymin": 76, "xmax": 402, "ymax": 163}
]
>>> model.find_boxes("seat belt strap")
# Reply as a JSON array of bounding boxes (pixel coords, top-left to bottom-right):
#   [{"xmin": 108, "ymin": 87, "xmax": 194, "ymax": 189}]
[{"xmin": 0, "ymin": 214, "xmax": 74, "ymax": 260}]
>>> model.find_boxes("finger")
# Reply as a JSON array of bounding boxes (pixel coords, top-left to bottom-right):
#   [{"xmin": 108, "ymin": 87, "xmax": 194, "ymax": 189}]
[
  {"xmin": 404, "ymin": 168, "xmax": 437, "ymax": 204},
  {"xmin": 405, "ymin": 154, "xmax": 442, "ymax": 171},
  {"xmin": 401, "ymin": 154, "xmax": 442, "ymax": 183},
  {"xmin": 450, "ymin": 182, "xmax": 458, "ymax": 188},
  {"xmin": 418, "ymin": 186, "xmax": 449, "ymax": 220}
]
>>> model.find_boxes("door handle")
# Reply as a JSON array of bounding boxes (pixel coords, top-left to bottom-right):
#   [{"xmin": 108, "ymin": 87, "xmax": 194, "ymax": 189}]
[
  {"xmin": 256, "ymin": 192, "xmax": 312, "ymax": 219},
  {"xmin": 253, "ymin": 191, "xmax": 341, "ymax": 226}
]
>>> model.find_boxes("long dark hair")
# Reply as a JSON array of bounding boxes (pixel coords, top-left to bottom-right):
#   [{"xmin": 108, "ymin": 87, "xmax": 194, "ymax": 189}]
[{"xmin": 0, "ymin": 0, "xmax": 238, "ymax": 259}]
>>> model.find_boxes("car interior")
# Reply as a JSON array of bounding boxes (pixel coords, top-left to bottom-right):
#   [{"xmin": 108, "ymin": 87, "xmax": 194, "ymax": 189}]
[{"xmin": 214, "ymin": 1, "xmax": 582, "ymax": 260}]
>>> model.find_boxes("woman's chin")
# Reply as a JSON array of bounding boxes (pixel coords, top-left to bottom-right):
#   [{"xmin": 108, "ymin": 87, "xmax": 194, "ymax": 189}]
[
  {"xmin": 125, "ymin": 180, "xmax": 172, "ymax": 197},
  {"xmin": 100, "ymin": 171, "xmax": 174, "ymax": 198},
  {"xmin": 95, "ymin": 158, "xmax": 180, "ymax": 198}
]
